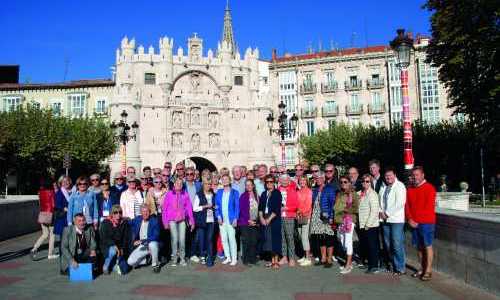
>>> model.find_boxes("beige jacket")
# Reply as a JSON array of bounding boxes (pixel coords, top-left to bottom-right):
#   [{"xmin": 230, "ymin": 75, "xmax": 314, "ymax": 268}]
[{"xmin": 358, "ymin": 189, "xmax": 380, "ymax": 229}]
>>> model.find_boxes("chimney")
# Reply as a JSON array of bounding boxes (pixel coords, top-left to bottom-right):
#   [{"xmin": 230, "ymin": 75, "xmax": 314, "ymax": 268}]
[{"xmin": 272, "ymin": 48, "xmax": 277, "ymax": 61}]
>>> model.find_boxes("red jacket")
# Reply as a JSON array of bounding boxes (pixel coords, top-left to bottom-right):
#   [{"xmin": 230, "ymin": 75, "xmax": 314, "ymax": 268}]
[
  {"xmin": 39, "ymin": 188, "xmax": 55, "ymax": 213},
  {"xmin": 278, "ymin": 185, "xmax": 299, "ymax": 218},
  {"xmin": 406, "ymin": 181, "xmax": 436, "ymax": 224}
]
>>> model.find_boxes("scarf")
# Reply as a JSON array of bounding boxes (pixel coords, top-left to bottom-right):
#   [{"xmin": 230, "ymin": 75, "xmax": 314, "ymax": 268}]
[
  {"xmin": 340, "ymin": 192, "xmax": 353, "ymax": 233},
  {"xmin": 61, "ymin": 187, "xmax": 71, "ymax": 202}
]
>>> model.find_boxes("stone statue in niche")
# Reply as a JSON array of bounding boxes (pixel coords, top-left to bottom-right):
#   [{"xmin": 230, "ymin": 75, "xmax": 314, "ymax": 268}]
[
  {"xmin": 208, "ymin": 113, "xmax": 219, "ymax": 129},
  {"xmin": 172, "ymin": 112, "xmax": 182, "ymax": 128},
  {"xmin": 191, "ymin": 134, "xmax": 200, "ymax": 151},
  {"xmin": 191, "ymin": 108, "xmax": 201, "ymax": 126},
  {"xmin": 172, "ymin": 133, "xmax": 183, "ymax": 149},
  {"xmin": 209, "ymin": 133, "xmax": 220, "ymax": 148}
]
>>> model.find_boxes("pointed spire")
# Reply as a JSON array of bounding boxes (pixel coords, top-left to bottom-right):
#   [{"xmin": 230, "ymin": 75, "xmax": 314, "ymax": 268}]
[{"xmin": 222, "ymin": 0, "xmax": 237, "ymax": 57}]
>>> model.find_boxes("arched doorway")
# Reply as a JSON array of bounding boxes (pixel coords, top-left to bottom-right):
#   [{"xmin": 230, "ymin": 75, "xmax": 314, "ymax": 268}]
[{"xmin": 183, "ymin": 157, "xmax": 217, "ymax": 172}]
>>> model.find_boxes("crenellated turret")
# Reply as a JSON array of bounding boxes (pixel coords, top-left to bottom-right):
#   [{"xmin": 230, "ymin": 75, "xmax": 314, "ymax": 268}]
[
  {"xmin": 218, "ymin": 40, "xmax": 232, "ymax": 91},
  {"xmin": 121, "ymin": 36, "xmax": 135, "ymax": 57},
  {"xmin": 158, "ymin": 37, "xmax": 174, "ymax": 88}
]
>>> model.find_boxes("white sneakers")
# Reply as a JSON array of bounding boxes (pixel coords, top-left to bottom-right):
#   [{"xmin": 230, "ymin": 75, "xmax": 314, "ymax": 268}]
[
  {"xmin": 222, "ymin": 258, "xmax": 238, "ymax": 266},
  {"xmin": 229, "ymin": 260, "xmax": 238, "ymax": 266},
  {"xmin": 190, "ymin": 255, "xmax": 200, "ymax": 263},
  {"xmin": 222, "ymin": 258, "xmax": 232, "ymax": 265},
  {"xmin": 47, "ymin": 254, "xmax": 59, "ymax": 260},
  {"xmin": 340, "ymin": 265, "xmax": 353, "ymax": 274},
  {"xmin": 299, "ymin": 258, "xmax": 312, "ymax": 267}
]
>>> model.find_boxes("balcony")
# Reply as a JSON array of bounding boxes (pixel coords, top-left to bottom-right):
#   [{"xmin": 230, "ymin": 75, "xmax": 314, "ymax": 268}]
[
  {"xmin": 344, "ymin": 80, "xmax": 362, "ymax": 91},
  {"xmin": 321, "ymin": 81, "xmax": 338, "ymax": 93},
  {"xmin": 299, "ymin": 83, "xmax": 317, "ymax": 95},
  {"xmin": 301, "ymin": 107, "xmax": 317, "ymax": 118},
  {"xmin": 345, "ymin": 104, "xmax": 364, "ymax": 115},
  {"xmin": 366, "ymin": 77, "xmax": 385, "ymax": 89},
  {"xmin": 93, "ymin": 108, "xmax": 109, "ymax": 117},
  {"xmin": 368, "ymin": 103, "xmax": 386, "ymax": 114},
  {"xmin": 321, "ymin": 105, "xmax": 339, "ymax": 117}
]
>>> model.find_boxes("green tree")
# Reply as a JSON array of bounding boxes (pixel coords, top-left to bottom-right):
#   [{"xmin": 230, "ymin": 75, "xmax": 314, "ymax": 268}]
[
  {"xmin": 0, "ymin": 106, "xmax": 117, "ymax": 193},
  {"xmin": 424, "ymin": 0, "xmax": 500, "ymax": 140}
]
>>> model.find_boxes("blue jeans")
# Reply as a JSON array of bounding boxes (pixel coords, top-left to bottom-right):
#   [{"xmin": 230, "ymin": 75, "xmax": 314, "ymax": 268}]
[
  {"xmin": 381, "ymin": 222, "xmax": 406, "ymax": 272},
  {"xmin": 103, "ymin": 246, "xmax": 117, "ymax": 270},
  {"xmin": 196, "ymin": 223, "xmax": 215, "ymax": 259}
]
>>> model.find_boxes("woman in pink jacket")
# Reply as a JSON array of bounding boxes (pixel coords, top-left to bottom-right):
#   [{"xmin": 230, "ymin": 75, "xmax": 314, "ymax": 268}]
[
  {"xmin": 296, "ymin": 176, "xmax": 313, "ymax": 266},
  {"xmin": 277, "ymin": 174, "xmax": 299, "ymax": 267},
  {"xmin": 162, "ymin": 178, "xmax": 195, "ymax": 267}
]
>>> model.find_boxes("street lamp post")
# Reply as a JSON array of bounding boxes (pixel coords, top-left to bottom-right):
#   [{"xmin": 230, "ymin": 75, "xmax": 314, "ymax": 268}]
[
  {"xmin": 391, "ymin": 29, "xmax": 415, "ymax": 174},
  {"xmin": 110, "ymin": 110, "xmax": 139, "ymax": 176},
  {"xmin": 267, "ymin": 101, "xmax": 299, "ymax": 168}
]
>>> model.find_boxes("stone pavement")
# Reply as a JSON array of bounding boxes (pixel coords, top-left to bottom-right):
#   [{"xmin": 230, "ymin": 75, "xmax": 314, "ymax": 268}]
[{"xmin": 0, "ymin": 233, "xmax": 498, "ymax": 300}]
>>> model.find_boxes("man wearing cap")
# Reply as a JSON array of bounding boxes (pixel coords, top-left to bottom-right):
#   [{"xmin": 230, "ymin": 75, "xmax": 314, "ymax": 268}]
[{"xmin": 120, "ymin": 175, "xmax": 145, "ymax": 220}]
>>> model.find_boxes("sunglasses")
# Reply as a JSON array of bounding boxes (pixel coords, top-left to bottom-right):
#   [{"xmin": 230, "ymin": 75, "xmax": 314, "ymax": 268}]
[
  {"xmin": 177, "ymin": 168, "xmax": 185, "ymax": 171},
  {"xmin": 91, "ymin": 179, "xmax": 99, "ymax": 182},
  {"xmin": 340, "ymin": 181, "xmax": 349, "ymax": 184},
  {"xmin": 295, "ymin": 169, "xmax": 303, "ymax": 171},
  {"xmin": 164, "ymin": 166, "xmax": 172, "ymax": 169},
  {"xmin": 101, "ymin": 182, "xmax": 109, "ymax": 185},
  {"xmin": 186, "ymin": 173, "xmax": 194, "ymax": 176},
  {"xmin": 312, "ymin": 170, "xmax": 320, "ymax": 173},
  {"xmin": 113, "ymin": 211, "xmax": 123, "ymax": 215},
  {"xmin": 154, "ymin": 181, "xmax": 162, "ymax": 184},
  {"xmin": 265, "ymin": 180, "xmax": 274, "ymax": 184},
  {"xmin": 115, "ymin": 177, "xmax": 124, "ymax": 180},
  {"xmin": 325, "ymin": 170, "xmax": 334, "ymax": 173},
  {"xmin": 363, "ymin": 180, "xmax": 371, "ymax": 183},
  {"xmin": 153, "ymin": 172, "xmax": 161, "ymax": 175}
]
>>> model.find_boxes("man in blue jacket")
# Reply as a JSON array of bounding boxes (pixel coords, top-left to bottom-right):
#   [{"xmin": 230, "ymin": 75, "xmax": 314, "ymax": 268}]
[{"xmin": 127, "ymin": 204, "xmax": 161, "ymax": 273}]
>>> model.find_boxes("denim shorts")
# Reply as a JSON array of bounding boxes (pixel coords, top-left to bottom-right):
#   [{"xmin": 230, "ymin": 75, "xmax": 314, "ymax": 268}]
[{"xmin": 411, "ymin": 223, "xmax": 435, "ymax": 248}]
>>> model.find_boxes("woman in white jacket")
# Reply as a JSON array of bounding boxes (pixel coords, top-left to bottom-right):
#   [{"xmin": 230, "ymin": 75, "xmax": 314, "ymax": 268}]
[{"xmin": 357, "ymin": 174, "xmax": 381, "ymax": 274}]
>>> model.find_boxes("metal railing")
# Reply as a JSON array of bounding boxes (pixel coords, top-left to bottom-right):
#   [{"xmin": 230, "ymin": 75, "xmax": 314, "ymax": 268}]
[{"xmin": 345, "ymin": 104, "xmax": 364, "ymax": 115}]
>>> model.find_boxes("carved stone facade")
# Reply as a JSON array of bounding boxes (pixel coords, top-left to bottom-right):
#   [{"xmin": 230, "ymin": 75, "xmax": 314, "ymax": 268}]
[{"xmin": 109, "ymin": 6, "xmax": 273, "ymax": 172}]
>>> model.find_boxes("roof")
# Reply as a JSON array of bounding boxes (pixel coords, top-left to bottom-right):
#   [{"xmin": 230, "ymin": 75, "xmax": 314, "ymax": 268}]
[
  {"xmin": 272, "ymin": 45, "xmax": 391, "ymax": 63},
  {"xmin": 0, "ymin": 79, "xmax": 115, "ymax": 91}
]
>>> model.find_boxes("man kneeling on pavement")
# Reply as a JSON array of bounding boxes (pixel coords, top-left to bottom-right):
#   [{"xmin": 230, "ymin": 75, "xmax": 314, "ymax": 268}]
[{"xmin": 60, "ymin": 213, "xmax": 97, "ymax": 275}]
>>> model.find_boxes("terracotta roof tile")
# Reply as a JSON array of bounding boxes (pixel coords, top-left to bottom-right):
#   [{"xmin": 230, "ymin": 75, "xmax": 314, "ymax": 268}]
[
  {"xmin": 0, "ymin": 79, "xmax": 115, "ymax": 91},
  {"xmin": 273, "ymin": 45, "xmax": 390, "ymax": 63}
]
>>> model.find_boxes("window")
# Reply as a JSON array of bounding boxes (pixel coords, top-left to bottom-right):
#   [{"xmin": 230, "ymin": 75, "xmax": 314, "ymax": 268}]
[
  {"xmin": 390, "ymin": 86, "xmax": 403, "ymax": 123},
  {"xmin": 69, "ymin": 94, "xmax": 86, "ymax": 117},
  {"xmin": 285, "ymin": 146, "xmax": 296, "ymax": 166},
  {"xmin": 348, "ymin": 116, "xmax": 360, "ymax": 126},
  {"xmin": 350, "ymin": 93, "xmax": 360, "ymax": 108},
  {"xmin": 261, "ymin": 76, "xmax": 268, "ymax": 85},
  {"xmin": 419, "ymin": 62, "xmax": 440, "ymax": 124},
  {"xmin": 328, "ymin": 119, "xmax": 336, "ymax": 129},
  {"xmin": 95, "ymin": 99, "xmax": 107, "ymax": 114},
  {"xmin": 304, "ymin": 99, "xmax": 314, "ymax": 112},
  {"xmin": 349, "ymin": 75, "xmax": 358, "ymax": 86},
  {"xmin": 51, "ymin": 102, "xmax": 62, "ymax": 116},
  {"xmin": 388, "ymin": 61, "xmax": 401, "ymax": 82},
  {"xmin": 3, "ymin": 96, "xmax": 22, "ymax": 112},
  {"xmin": 282, "ymin": 94, "xmax": 296, "ymax": 114},
  {"xmin": 31, "ymin": 102, "xmax": 41, "ymax": 109},
  {"xmin": 234, "ymin": 76, "xmax": 243, "ymax": 86},
  {"xmin": 372, "ymin": 116, "xmax": 384, "ymax": 128},
  {"xmin": 306, "ymin": 121, "xmax": 315, "ymax": 136},
  {"xmin": 304, "ymin": 73, "xmax": 314, "ymax": 88},
  {"xmin": 145, "ymin": 73, "xmax": 156, "ymax": 85},
  {"xmin": 325, "ymin": 71, "xmax": 335, "ymax": 85},
  {"xmin": 325, "ymin": 100, "xmax": 337, "ymax": 112},
  {"xmin": 371, "ymin": 92, "xmax": 381, "ymax": 107}
]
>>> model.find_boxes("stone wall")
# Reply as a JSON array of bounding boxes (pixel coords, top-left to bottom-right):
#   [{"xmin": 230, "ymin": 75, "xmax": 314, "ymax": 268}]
[
  {"xmin": 436, "ymin": 192, "xmax": 470, "ymax": 211},
  {"xmin": 0, "ymin": 196, "xmax": 39, "ymax": 241},
  {"xmin": 406, "ymin": 208, "xmax": 500, "ymax": 296}
]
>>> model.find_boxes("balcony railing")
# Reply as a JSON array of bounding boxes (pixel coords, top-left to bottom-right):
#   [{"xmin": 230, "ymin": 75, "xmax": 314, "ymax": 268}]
[
  {"xmin": 299, "ymin": 83, "xmax": 317, "ymax": 95},
  {"xmin": 321, "ymin": 106, "xmax": 339, "ymax": 117},
  {"xmin": 345, "ymin": 104, "xmax": 364, "ymax": 115},
  {"xmin": 321, "ymin": 81, "xmax": 338, "ymax": 93},
  {"xmin": 366, "ymin": 77, "xmax": 385, "ymax": 89},
  {"xmin": 93, "ymin": 108, "xmax": 109, "ymax": 117},
  {"xmin": 301, "ymin": 107, "xmax": 317, "ymax": 118},
  {"xmin": 368, "ymin": 103, "xmax": 386, "ymax": 114},
  {"xmin": 344, "ymin": 80, "xmax": 362, "ymax": 91}
]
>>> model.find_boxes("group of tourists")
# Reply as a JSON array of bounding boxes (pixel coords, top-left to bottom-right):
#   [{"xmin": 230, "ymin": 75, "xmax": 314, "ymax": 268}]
[{"xmin": 31, "ymin": 159, "xmax": 437, "ymax": 281}]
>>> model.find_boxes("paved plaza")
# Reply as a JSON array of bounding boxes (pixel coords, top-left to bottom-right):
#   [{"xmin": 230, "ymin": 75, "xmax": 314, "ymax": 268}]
[{"xmin": 0, "ymin": 233, "xmax": 498, "ymax": 300}]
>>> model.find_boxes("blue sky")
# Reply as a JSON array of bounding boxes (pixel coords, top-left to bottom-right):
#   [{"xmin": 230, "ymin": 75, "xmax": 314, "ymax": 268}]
[{"xmin": 0, "ymin": 0, "xmax": 431, "ymax": 83}]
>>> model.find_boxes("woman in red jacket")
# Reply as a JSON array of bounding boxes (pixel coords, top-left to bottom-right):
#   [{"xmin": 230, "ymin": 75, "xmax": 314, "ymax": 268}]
[
  {"xmin": 31, "ymin": 178, "xmax": 56, "ymax": 260},
  {"xmin": 277, "ymin": 174, "xmax": 299, "ymax": 267}
]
